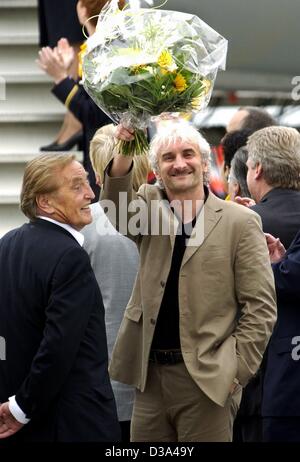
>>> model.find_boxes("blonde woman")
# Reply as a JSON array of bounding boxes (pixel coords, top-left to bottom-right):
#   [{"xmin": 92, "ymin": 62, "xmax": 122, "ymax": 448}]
[
  {"xmin": 90, "ymin": 124, "xmax": 151, "ymax": 191},
  {"xmin": 82, "ymin": 123, "xmax": 150, "ymax": 441}
]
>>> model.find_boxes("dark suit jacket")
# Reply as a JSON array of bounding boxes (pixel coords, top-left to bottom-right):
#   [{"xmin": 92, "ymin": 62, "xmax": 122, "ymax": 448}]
[
  {"xmin": 262, "ymin": 230, "xmax": 300, "ymax": 417},
  {"xmin": 251, "ymin": 188, "xmax": 300, "ymax": 248},
  {"xmin": 238, "ymin": 188, "xmax": 300, "ymax": 418},
  {"xmin": 0, "ymin": 219, "xmax": 120, "ymax": 442}
]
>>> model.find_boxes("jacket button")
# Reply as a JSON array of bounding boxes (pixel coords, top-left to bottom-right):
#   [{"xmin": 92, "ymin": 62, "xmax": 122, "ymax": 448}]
[
  {"xmin": 150, "ymin": 318, "xmax": 156, "ymax": 325},
  {"xmin": 160, "ymin": 281, "xmax": 166, "ymax": 288}
]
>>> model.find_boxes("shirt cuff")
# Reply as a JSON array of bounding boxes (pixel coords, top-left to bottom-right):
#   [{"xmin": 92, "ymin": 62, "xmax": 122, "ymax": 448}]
[{"xmin": 8, "ymin": 395, "xmax": 30, "ymax": 424}]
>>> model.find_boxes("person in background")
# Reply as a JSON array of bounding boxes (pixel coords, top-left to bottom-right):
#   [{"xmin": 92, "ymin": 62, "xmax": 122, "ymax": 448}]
[
  {"xmin": 37, "ymin": 0, "xmax": 126, "ymax": 200},
  {"xmin": 245, "ymin": 126, "xmax": 300, "ymax": 248},
  {"xmin": 38, "ymin": 0, "xmax": 83, "ymax": 151},
  {"xmin": 220, "ymin": 107, "xmax": 277, "ymax": 196},
  {"xmin": 101, "ymin": 120, "xmax": 276, "ymax": 442},
  {"xmin": 0, "ymin": 153, "xmax": 120, "ymax": 442},
  {"xmin": 226, "ymin": 106, "xmax": 277, "ymax": 134},
  {"xmin": 221, "ymin": 128, "xmax": 252, "ymax": 192},
  {"xmin": 227, "ymin": 147, "xmax": 250, "ymax": 201},
  {"xmin": 82, "ymin": 123, "xmax": 150, "ymax": 441},
  {"xmin": 263, "ymin": 231, "xmax": 300, "ymax": 442},
  {"xmin": 234, "ymin": 125, "xmax": 300, "ymax": 442}
]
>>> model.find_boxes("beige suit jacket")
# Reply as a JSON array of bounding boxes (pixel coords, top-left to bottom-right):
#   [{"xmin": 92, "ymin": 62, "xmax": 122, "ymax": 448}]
[{"xmin": 101, "ymin": 168, "xmax": 277, "ymax": 407}]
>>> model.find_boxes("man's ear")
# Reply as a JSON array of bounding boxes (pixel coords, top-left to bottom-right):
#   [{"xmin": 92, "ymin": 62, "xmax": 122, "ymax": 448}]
[
  {"xmin": 36, "ymin": 194, "xmax": 54, "ymax": 214},
  {"xmin": 154, "ymin": 169, "xmax": 161, "ymax": 182},
  {"xmin": 254, "ymin": 163, "xmax": 263, "ymax": 180},
  {"xmin": 202, "ymin": 160, "xmax": 209, "ymax": 173}
]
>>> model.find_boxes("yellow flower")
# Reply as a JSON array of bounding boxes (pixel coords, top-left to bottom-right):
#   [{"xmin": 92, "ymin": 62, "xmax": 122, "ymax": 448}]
[
  {"xmin": 202, "ymin": 78, "xmax": 212, "ymax": 94},
  {"xmin": 160, "ymin": 68, "xmax": 171, "ymax": 75},
  {"xmin": 191, "ymin": 96, "xmax": 202, "ymax": 109},
  {"xmin": 132, "ymin": 64, "xmax": 146, "ymax": 74},
  {"xmin": 173, "ymin": 73, "xmax": 188, "ymax": 92},
  {"xmin": 157, "ymin": 50, "xmax": 173, "ymax": 68},
  {"xmin": 78, "ymin": 42, "xmax": 88, "ymax": 78}
]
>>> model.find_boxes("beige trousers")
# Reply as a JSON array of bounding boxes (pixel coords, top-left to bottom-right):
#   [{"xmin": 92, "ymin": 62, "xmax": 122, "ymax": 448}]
[{"xmin": 131, "ymin": 362, "xmax": 242, "ymax": 442}]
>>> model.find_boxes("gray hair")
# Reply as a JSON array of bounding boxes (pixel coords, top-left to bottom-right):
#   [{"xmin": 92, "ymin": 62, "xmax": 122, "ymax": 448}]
[
  {"xmin": 148, "ymin": 122, "xmax": 211, "ymax": 188},
  {"xmin": 247, "ymin": 126, "xmax": 300, "ymax": 190},
  {"xmin": 230, "ymin": 147, "xmax": 250, "ymax": 197}
]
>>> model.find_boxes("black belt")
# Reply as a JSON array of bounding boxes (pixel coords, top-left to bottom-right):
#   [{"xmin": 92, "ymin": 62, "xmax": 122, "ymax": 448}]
[{"xmin": 149, "ymin": 349, "xmax": 183, "ymax": 365}]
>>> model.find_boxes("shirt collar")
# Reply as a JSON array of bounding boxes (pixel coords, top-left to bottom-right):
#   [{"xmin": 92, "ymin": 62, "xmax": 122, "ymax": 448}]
[{"xmin": 37, "ymin": 216, "xmax": 84, "ymax": 246}]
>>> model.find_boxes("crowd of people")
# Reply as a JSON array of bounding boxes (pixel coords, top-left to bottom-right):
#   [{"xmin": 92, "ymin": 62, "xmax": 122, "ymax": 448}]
[{"xmin": 0, "ymin": 0, "xmax": 300, "ymax": 445}]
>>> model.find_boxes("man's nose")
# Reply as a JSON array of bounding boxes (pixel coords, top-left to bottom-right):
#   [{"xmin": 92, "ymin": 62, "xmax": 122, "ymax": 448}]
[
  {"xmin": 85, "ymin": 183, "xmax": 95, "ymax": 200},
  {"xmin": 173, "ymin": 155, "xmax": 186, "ymax": 169}
]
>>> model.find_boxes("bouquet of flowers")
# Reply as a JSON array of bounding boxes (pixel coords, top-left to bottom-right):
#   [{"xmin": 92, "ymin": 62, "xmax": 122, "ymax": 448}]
[{"xmin": 82, "ymin": 0, "xmax": 227, "ymax": 155}]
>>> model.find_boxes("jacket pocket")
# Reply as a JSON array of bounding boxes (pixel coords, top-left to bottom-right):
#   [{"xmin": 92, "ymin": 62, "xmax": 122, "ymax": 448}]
[{"xmin": 124, "ymin": 305, "xmax": 142, "ymax": 322}]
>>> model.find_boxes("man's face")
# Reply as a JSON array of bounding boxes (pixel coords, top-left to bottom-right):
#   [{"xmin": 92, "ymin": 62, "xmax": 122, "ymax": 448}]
[
  {"xmin": 47, "ymin": 160, "xmax": 94, "ymax": 230},
  {"xmin": 246, "ymin": 157, "xmax": 257, "ymax": 202},
  {"xmin": 156, "ymin": 139, "xmax": 208, "ymax": 196}
]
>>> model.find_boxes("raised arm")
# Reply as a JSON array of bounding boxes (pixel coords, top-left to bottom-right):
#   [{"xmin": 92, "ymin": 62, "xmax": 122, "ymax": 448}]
[{"xmin": 109, "ymin": 125, "xmax": 135, "ymax": 177}]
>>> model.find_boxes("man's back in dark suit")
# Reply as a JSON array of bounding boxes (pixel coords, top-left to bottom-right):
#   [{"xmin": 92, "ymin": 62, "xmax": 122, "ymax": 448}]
[
  {"xmin": 251, "ymin": 188, "xmax": 300, "ymax": 249},
  {"xmin": 235, "ymin": 189, "xmax": 300, "ymax": 440},
  {"xmin": 235, "ymin": 126, "xmax": 300, "ymax": 441}
]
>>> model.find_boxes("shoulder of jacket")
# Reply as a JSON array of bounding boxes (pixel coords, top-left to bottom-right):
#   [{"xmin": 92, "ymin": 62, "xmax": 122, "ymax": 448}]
[{"xmin": 138, "ymin": 184, "xmax": 164, "ymax": 200}]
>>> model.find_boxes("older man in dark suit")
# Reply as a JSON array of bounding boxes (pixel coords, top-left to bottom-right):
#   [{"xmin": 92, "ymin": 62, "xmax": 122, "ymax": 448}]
[
  {"xmin": 263, "ymin": 231, "xmax": 300, "ymax": 441},
  {"xmin": 0, "ymin": 153, "xmax": 120, "ymax": 442},
  {"xmin": 235, "ymin": 125, "xmax": 300, "ymax": 441}
]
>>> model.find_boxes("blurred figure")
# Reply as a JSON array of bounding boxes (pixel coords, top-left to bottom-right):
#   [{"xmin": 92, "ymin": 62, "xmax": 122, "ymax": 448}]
[
  {"xmin": 226, "ymin": 106, "xmax": 277, "ymax": 134},
  {"xmin": 227, "ymin": 147, "xmax": 250, "ymax": 201},
  {"xmin": 37, "ymin": 1, "xmax": 125, "ymax": 200},
  {"xmin": 38, "ymin": 0, "xmax": 83, "ymax": 151},
  {"xmin": 221, "ymin": 128, "xmax": 252, "ymax": 191},
  {"xmin": 220, "ymin": 107, "xmax": 277, "ymax": 195},
  {"xmin": 82, "ymin": 124, "xmax": 150, "ymax": 441}
]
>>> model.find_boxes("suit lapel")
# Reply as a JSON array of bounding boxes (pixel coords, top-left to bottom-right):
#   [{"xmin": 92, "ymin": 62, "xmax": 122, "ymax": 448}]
[
  {"xmin": 182, "ymin": 193, "xmax": 223, "ymax": 267},
  {"xmin": 155, "ymin": 196, "xmax": 179, "ymax": 250}
]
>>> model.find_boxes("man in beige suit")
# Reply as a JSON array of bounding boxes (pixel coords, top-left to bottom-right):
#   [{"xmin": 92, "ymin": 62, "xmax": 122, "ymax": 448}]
[{"xmin": 101, "ymin": 121, "xmax": 277, "ymax": 442}]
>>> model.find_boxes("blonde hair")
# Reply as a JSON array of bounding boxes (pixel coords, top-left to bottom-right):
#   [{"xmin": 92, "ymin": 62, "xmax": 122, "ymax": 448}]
[
  {"xmin": 20, "ymin": 153, "xmax": 76, "ymax": 220},
  {"xmin": 247, "ymin": 126, "xmax": 300, "ymax": 189},
  {"xmin": 90, "ymin": 124, "xmax": 151, "ymax": 190}
]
